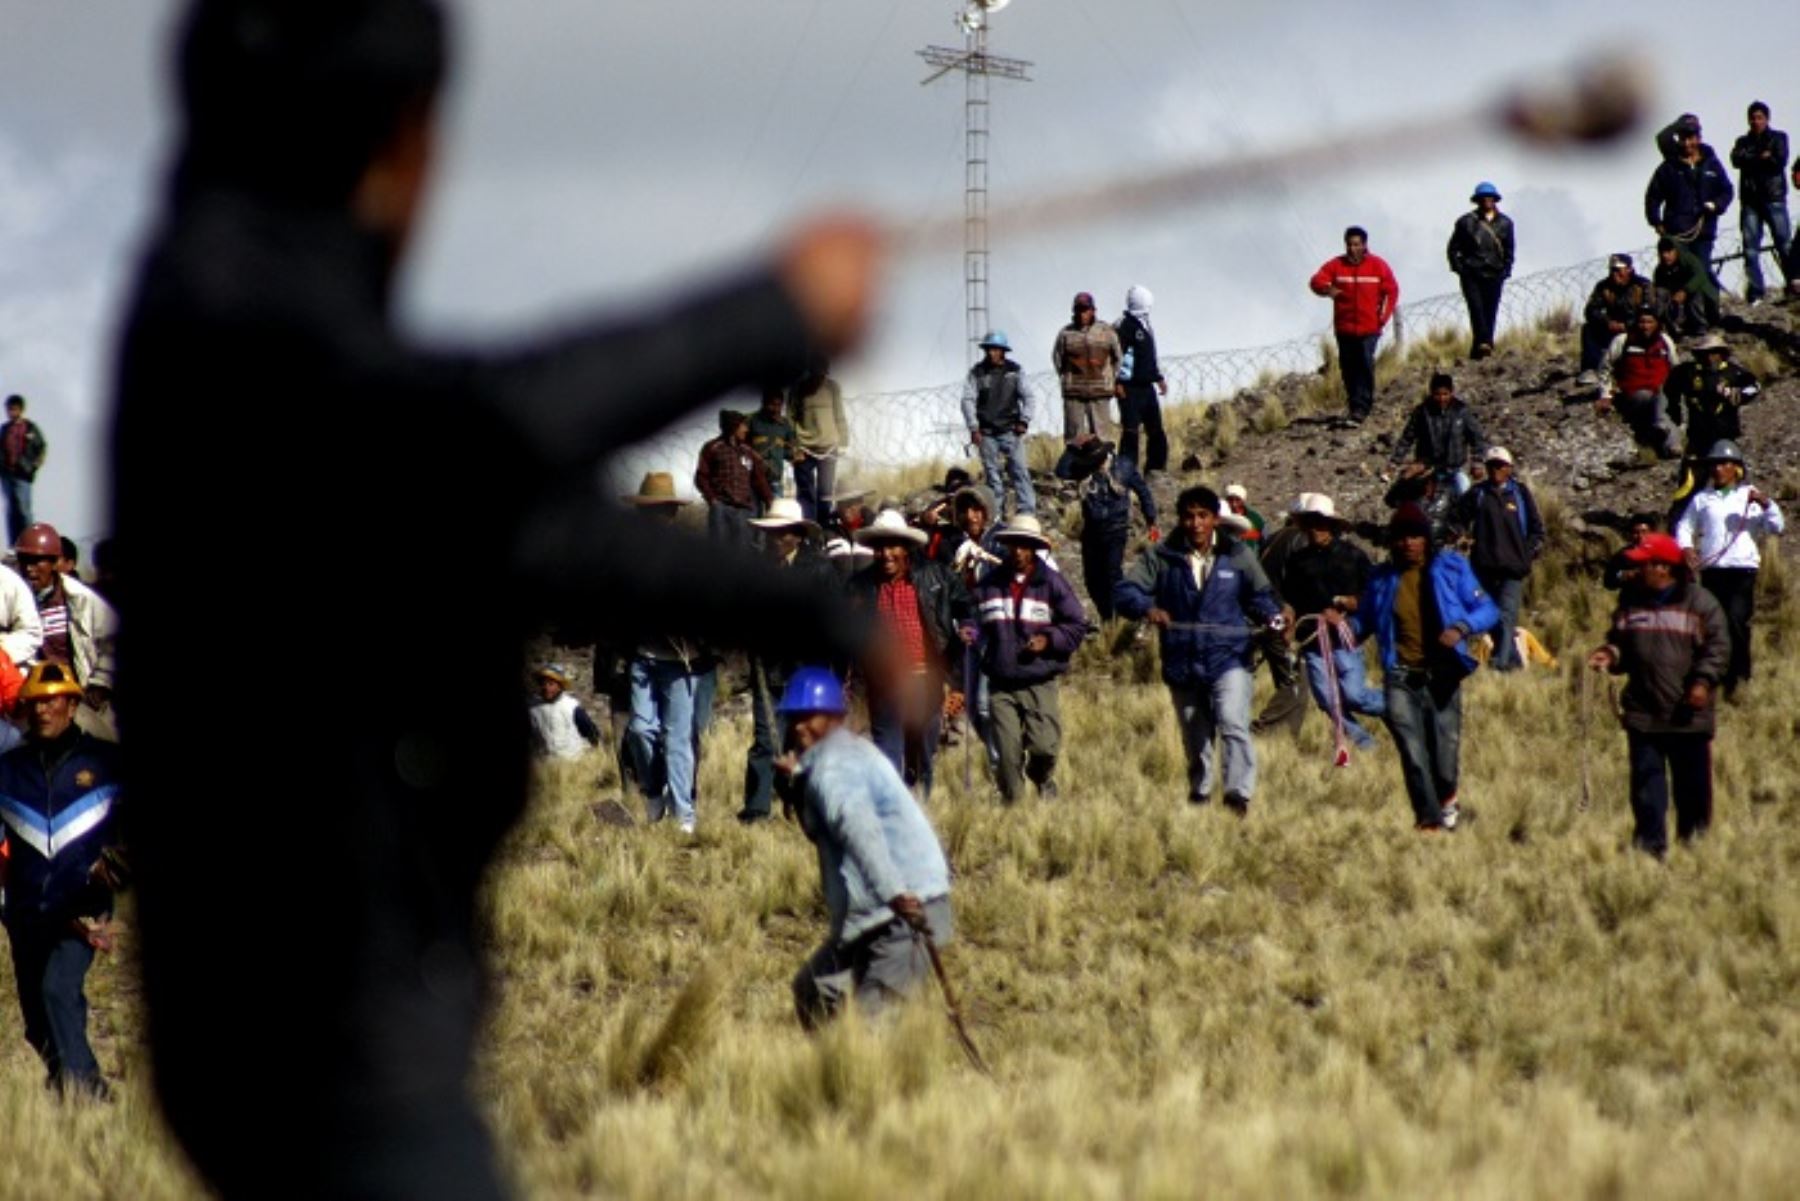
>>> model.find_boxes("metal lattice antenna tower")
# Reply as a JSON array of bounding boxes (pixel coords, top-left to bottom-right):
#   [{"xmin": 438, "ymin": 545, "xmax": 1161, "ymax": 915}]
[{"xmin": 919, "ymin": 1, "xmax": 1032, "ymax": 356}]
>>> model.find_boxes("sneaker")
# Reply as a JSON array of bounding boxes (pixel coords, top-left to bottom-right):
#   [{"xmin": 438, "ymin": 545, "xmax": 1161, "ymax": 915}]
[
  {"xmin": 678, "ymin": 819, "xmax": 696, "ymax": 836},
  {"xmin": 1439, "ymin": 798, "xmax": 1460, "ymax": 831},
  {"xmin": 1576, "ymin": 370, "xmax": 1599, "ymax": 389}
]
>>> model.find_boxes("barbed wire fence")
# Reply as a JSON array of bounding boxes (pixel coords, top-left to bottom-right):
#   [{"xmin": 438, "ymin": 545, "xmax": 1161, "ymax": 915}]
[{"xmin": 611, "ymin": 231, "xmax": 1775, "ymax": 494}]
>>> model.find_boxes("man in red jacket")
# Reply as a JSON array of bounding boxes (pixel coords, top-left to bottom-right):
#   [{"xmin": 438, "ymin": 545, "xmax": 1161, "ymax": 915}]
[
  {"xmin": 1596, "ymin": 306, "xmax": 1683, "ymax": 458},
  {"xmin": 1310, "ymin": 226, "xmax": 1400, "ymax": 427}
]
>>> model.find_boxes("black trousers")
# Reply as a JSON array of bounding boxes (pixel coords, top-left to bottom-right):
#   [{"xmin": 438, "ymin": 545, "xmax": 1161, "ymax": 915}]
[
  {"xmin": 1458, "ymin": 273, "xmax": 1504, "ymax": 352},
  {"xmin": 1627, "ymin": 730, "xmax": 1713, "ymax": 856},
  {"xmin": 1700, "ymin": 567, "xmax": 1756, "ymax": 692},
  {"xmin": 6, "ymin": 919, "xmax": 103, "ymax": 1093},
  {"xmin": 1118, "ymin": 385, "xmax": 1168, "ymax": 474},
  {"xmin": 1081, "ymin": 528, "xmax": 1128, "ymax": 621}
]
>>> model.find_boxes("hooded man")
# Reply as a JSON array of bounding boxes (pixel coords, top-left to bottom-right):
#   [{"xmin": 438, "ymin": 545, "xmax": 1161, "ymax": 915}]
[
  {"xmin": 695, "ymin": 408, "xmax": 774, "ymax": 540},
  {"xmin": 1309, "ymin": 226, "xmax": 1400, "ymax": 426},
  {"xmin": 1674, "ymin": 441, "xmax": 1784, "ymax": 699},
  {"xmin": 111, "ymin": 4, "xmax": 881, "ymax": 1195},
  {"xmin": 1353, "ymin": 503, "xmax": 1499, "ymax": 832},
  {"xmin": 1446, "ymin": 182, "xmax": 1515, "ymax": 359},
  {"xmin": 1116, "ymin": 486, "xmax": 1284, "ymax": 816},
  {"xmin": 1652, "ymin": 236, "xmax": 1718, "ymax": 336},
  {"xmin": 960, "ymin": 330, "xmax": 1039, "ymax": 518},
  {"xmin": 1587, "ymin": 533, "xmax": 1730, "ymax": 857},
  {"xmin": 1729, "ymin": 102, "xmax": 1792, "ymax": 303},
  {"xmin": 1052, "ymin": 291, "xmax": 1122, "ymax": 443},
  {"xmin": 1114, "ymin": 285, "xmax": 1170, "ymax": 472}
]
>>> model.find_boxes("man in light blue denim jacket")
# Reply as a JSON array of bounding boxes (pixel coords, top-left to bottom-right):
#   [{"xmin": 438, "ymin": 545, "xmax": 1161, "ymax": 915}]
[{"xmin": 775, "ymin": 667, "xmax": 953, "ymax": 1028}]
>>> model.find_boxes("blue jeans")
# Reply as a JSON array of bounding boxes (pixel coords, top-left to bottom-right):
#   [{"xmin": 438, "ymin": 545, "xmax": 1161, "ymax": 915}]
[
  {"xmin": 976, "ymin": 431, "xmax": 1036, "ymax": 516},
  {"xmin": 7, "ymin": 920, "xmax": 103, "ymax": 1092},
  {"xmin": 1382, "ymin": 670, "xmax": 1463, "ymax": 827},
  {"xmin": 1169, "ymin": 668, "xmax": 1255, "ymax": 803},
  {"xmin": 707, "ymin": 503, "xmax": 753, "ymax": 545},
  {"xmin": 1740, "ymin": 203, "xmax": 1793, "ymax": 297},
  {"xmin": 1335, "ymin": 333, "xmax": 1380, "ymax": 420},
  {"xmin": 869, "ymin": 674, "xmax": 942, "ymax": 798},
  {"xmin": 628, "ymin": 657, "xmax": 704, "ymax": 824},
  {"xmin": 792, "ymin": 454, "xmax": 838, "ymax": 524},
  {"xmin": 0, "ymin": 475, "xmax": 31, "ymax": 546},
  {"xmin": 1303, "ymin": 645, "xmax": 1386, "ymax": 748},
  {"xmin": 1479, "ymin": 574, "xmax": 1525, "ymax": 671}
]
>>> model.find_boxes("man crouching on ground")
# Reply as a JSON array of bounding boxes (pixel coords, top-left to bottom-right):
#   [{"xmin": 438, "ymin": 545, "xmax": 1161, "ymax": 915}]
[{"xmin": 775, "ymin": 666, "xmax": 953, "ymax": 1029}]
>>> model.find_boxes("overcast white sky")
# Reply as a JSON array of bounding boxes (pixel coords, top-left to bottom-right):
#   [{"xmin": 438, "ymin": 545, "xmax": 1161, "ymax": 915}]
[{"xmin": 1, "ymin": 0, "xmax": 1795, "ymax": 537}]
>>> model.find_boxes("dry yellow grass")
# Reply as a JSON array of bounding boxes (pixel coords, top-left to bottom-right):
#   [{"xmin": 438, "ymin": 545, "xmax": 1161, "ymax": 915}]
[{"xmin": 4, "ymin": 548, "xmax": 1800, "ymax": 1199}]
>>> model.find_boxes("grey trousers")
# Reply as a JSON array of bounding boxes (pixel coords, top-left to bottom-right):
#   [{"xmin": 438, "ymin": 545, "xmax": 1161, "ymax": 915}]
[
  {"xmin": 793, "ymin": 896, "xmax": 954, "ymax": 1030},
  {"xmin": 990, "ymin": 680, "xmax": 1063, "ymax": 801},
  {"xmin": 1062, "ymin": 396, "xmax": 1117, "ymax": 443}
]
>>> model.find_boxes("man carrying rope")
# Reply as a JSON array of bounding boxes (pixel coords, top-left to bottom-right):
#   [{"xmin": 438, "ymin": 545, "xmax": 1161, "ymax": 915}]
[
  {"xmin": 1645, "ymin": 121, "xmax": 1733, "ymax": 300},
  {"xmin": 1116, "ymin": 486, "xmax": 1286, "ymax": 816},
  {"xmin": 1266, "ymin": 495, "xmax": 1384, "ymax": 754}
]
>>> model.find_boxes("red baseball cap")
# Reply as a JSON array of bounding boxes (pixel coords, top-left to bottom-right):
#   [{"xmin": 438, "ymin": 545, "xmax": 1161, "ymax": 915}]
[{"xmin": 1623, "ymin": 533, "xmax": 1684, "ymax": 565}]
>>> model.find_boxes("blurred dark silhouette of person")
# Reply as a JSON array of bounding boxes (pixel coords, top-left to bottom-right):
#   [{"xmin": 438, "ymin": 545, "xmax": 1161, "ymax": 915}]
[{"xmin": 110, "ymin": 3, "xmax": 881, "ymax": 1198}]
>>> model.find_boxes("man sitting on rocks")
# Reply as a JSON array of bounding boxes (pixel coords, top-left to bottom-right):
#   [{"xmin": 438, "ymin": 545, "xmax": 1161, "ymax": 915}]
[
  {"xmin": 1597, "ymin": 306, "xmax": 1682, "ymax": 459},
  {"xmin": 1388, "ymin": 372, "xmax": 1486, "ymax": 498},
  {"xmin": 1579, "ymin": 254, "xmax": 1658, "ymax": 388}
]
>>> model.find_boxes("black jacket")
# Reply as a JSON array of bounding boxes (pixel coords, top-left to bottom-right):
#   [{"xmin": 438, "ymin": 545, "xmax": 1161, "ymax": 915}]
[
  {"xmin": 1730, "ymin": 128, "xmax": 1791, "ymax": 209},
  {"xmin": 1272, "ymin": 536, "xmax": 1372, "ymax": 618},
  {"xmin": 113, "ymin": 185, "xmax": 869, "ymax": 1195},
  {"xmin": 1389, "ymin": 398, "xmax": 1486, "ymax": 471},
  {"xmin": 968, "ymin": 359, "xmax": 1027, "ymax": 434},
  {"xmin": 1115, "ymin": 312, "xmax": 1163, "ymax": 389},
  {"xmin": 1583, "ymin": 273, "xmax": 1661, "ymax": 329},
  {"xmin": 1452, "ymin": 478, "xmax": 1545, "ymax": 580},
  {"xmin": 1447, "ymin": 210, "xmax": 1515, "ymax": 279},
  {"xmin": 1079, "ymin": 454, "xmax": 1157, "ymax": 537},
  {"xmin": 1645, "ymin": 150, "xmax": 1735, "ymax": 238},
  {"xmin": 1667, "ymin": 359, "xmax": 1760, "ymax": 450},
  {"xmin": 848, "ymin": 558, "xmax": 972, "ymax": 674}
]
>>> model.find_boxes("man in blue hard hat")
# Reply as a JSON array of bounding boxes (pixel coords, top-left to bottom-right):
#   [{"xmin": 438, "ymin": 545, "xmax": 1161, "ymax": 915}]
[
  {"xmin": 960, "ymin": 330, "xmax": 1039, "ymax": 519},
  {"xmin": 775, "ymin": 666, "xmax": 953, "ymax": 1029},
  {"xmin": 1446, "ymin": 182, "xmax": 1515, "ymax": 360}
]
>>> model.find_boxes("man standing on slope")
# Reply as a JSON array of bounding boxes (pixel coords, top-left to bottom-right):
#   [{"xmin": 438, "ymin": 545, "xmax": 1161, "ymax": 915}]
[
  {"xmin": 1645, "ymin": 121, "xmax": 1733, "ymax": 295},
  {"xmin": 960, "ymin": 330, "xmax": 1039, "ymax": 519},
  {"xmin": 1116, "ymin": 486, "xmax": 1285, "ymax": 817},
  {"xmin": 1052, "ymin": 291, "xmax": 1122, "ymax": 444},
  {"xmin": 112, "ymin": 3, "xmax": 882, "ymax": 1196},
  {"xmin": 1451, "ymin": 449, "xmax": 1545, "ymax": 674},
  {"xmin": 1674, "ymin": 441, "xmax": 1784, "ymax": 701},
  {"xmin": 1310, "ymin": 226, "xmax": 1400, "ymax": 427},
  {"xmin": 1446, "ymin": 182, "xmax": 1515, "ymax": 360},
  {"xmin": 1114, "ymin": 285, "xmax": 1170, "ymax": 473},
  {"xmin": 1729, "ymin": 102, "xmax": 1791, "ymax": 304}
]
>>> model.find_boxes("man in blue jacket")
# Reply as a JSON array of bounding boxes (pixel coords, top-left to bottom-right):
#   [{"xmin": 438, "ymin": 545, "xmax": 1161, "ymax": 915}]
[
  {"xmin": 1354, "ymin": 503, "xmax": 1499, "ymax": 832},
  {"xmin": 964, "ymin": 516, "xmax": 1090, "ymax": 802},
  {"xmin": 1116, "ymin": 486, "xmax": 1285, "ymax": 816},
  {"xmin": 0, "ymin": 662, "xmax": 125, "ymax": 1097},
  {"xmin": 775, "ymin": 668, "xmax": 951, "ymax": 1029},
  {"xmin": 1645, "ymin": 123, "xmax": 1734, "ymax": 289}
]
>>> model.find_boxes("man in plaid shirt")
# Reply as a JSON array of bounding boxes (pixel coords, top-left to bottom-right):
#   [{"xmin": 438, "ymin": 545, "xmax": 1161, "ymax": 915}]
[{"xmin": 695, "ymin": 409, "xmax": 774, "ymax": 543}]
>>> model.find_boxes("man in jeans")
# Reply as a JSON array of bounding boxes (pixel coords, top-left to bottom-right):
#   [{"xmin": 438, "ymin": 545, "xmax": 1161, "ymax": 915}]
[
  {"xmin": 1452, "ymin": 448, "xmax": 1544, "ymax": 672},
  {"xmin": 694, "ymin": 409, "xmax": 773, "ymax": 541},
  {"xmin": 789, "ymin": 357, "xmax": 848, "ymax": 523},
  {"xmin": 1310, "ymin": 226, "xmax": 1399, "ymax": 426},
  {"xmin": 0, "ymin": 395, "xmax": 47, "ymax": 546},
  {"xmin": 1354, "ymin": 503, "xmax": 1498, "ymax": 832},
  {"xmin": 960, "ymin": 330, "xmax": 1039, "ymax": 518},
  {"xmin": 1116, "ymin": 486, "xmax": 1285, "ymax": 816},
  {"xmin": 1730, "ymin": 101, "xmax": 1792, "ymax": 303}
]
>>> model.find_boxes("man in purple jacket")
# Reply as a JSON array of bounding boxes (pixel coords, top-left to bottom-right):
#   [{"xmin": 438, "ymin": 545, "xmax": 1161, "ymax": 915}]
[{"xmin": 963, "ymin": 516, "xmax": 1089, "ymax": 801}]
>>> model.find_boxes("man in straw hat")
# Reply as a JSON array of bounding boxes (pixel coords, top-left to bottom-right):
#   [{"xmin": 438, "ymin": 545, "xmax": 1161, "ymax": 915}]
[
  {"xmin": 1351, "ymin": 503, "xmax": 1498, "ymax": 832},
  {"xmin": 1587, "ymin": 532, "xmax": 1729, "ymax": 857},
  {"xmin": 962, "ymin": 515, "xmax": 1088, "ymax": 802},
  {"xmin": 741, "ymin": 499, "xmax": 835, "ymax": 823},
  {"xmin": 1116, "ymin": 486, "xmax": 1285, "ymax": 816},
  {"xmin": 961, "ymin": 330, "xmax": 1039, "ymax": 519},
  {"xmin": 1674, "ymin": 440, "xmax": 1784, "ymax": 699},
  {"xmin": 1667, "ymin": 334, "xmax": 1760, "ymax": 471},
  {"xmin": 850, "ymin": 510, "xmax": 972, "ymax": 798},
  {"xmin": 527, "ymin": 663, "xmax": 600, "ymax": 761},
  {"xmin": 1266, "ymin": 494, "xmax": 1384, "ymax": 749},
  {"xmin": 1451, "ymin": 447, "xmax": 1544, "ymax": 672},
  {"xmin": 110, "ymin": 4, "xmax": 883, "ymax": 1191}
]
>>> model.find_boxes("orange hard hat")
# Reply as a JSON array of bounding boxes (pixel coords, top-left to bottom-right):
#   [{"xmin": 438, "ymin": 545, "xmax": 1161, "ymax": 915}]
[{"xmin": 14, "ymin": 523, "xmax": 61, "ymax": 558}]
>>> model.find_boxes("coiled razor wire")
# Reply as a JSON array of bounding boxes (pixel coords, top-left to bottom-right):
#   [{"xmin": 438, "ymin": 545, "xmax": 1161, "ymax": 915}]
[{"xmin": 609, "ymin": 233, "xmax": 1771, "ymax": 494}]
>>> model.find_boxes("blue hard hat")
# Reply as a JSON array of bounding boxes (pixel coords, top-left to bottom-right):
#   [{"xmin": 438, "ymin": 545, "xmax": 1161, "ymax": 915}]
[
  {"xmin": 979, "ymin": 330, "xmax": 1011, "ymax": 351},
  {"xmin": 776, "ymin": 666, "xmax": 848, "ymax": 716},
  {"xmin": 1471, "ymin": 181, "xmax": 1502, "ymax": 201}
]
